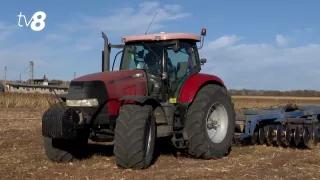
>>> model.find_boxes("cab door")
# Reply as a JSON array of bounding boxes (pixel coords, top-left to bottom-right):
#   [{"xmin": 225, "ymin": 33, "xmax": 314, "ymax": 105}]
[{"xmin": 166, "ymin": 41, "xmax": 199, "ymax": 100}]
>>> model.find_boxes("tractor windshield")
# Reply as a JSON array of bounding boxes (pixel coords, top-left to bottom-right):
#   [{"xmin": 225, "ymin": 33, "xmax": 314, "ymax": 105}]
[
  {"xmin": 120, "ymin": 41, "xmax": 198, "ymax": 78},
  {"xmin": 120, "ymin": 42, "xmax": 163, "ymax": 76}
]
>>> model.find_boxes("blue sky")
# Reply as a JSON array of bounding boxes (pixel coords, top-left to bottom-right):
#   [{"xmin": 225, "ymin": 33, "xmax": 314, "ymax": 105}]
[{"xmin": 1, "ymin": 1, "xmax": 320, "ymax": 90}]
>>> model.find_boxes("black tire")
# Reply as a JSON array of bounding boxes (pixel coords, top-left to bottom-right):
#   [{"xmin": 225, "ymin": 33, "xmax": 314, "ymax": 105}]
[
  {"xmin": 185, "ymin": 84, "xmax": 235, "ymax": 159},
  {"xmin": 43, "ymin": 102, "xmax": 89, "ymax": 162},
  {"xmin": 113, "ymin": 104, "xmax": 156, "ymax": 169},
  {"xmin": 43, "ymin": 134, "xmax": 89, "ymax": 162}
]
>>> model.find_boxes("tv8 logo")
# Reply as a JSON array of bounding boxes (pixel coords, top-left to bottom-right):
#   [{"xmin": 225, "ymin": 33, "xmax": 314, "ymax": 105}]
[{"xmin": 17, "ymin": 11, "xmax": 47, "ymax": 31}]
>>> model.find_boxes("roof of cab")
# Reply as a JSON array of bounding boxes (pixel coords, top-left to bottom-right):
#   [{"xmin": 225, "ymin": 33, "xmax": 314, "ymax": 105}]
[{"xmin": 122, "ymin": 32, "xmax": 201, "ymax": 43}]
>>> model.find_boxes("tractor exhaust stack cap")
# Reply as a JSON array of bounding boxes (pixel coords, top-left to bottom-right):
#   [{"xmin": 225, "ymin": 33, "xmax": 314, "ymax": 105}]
[
  {"xmin": 198, "ymin": 28, "xmax": 207, "ymax": 49},
  {"xmin": 201, "ymin": 28, "xmax": 206, "ymax": 36}
]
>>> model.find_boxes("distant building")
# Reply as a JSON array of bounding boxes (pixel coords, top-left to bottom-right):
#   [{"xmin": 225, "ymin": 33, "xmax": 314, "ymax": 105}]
[
  {"xmin": 1, "ymin": 74, "xmax": 69, "ymax": 94},
  {"xmin": 33, "ymin": 79, "xmax": 49, "ymax": 86},
  {"xmin": 0, "ymin": 83, "xmax": 4, "ymax": 92}
]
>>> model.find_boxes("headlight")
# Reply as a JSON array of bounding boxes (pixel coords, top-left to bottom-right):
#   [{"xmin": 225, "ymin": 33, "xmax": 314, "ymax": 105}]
[{"xmin": 66, "ymin": 98, "xmax": 99, "ymax": 107}]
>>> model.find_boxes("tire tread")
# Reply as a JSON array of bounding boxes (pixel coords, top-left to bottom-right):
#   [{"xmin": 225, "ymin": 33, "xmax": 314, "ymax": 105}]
[
  {"xmin": 113, "ymin": 104, "xmax": 155, "ymax": 169},
  {"xmin": 185, "ymin": 84, "xmax": 235, "ymax": 159}
]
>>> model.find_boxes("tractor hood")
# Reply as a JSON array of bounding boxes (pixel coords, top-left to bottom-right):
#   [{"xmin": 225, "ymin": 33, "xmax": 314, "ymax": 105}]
[
  {"xmin": 72, "ymin": 69, "xmax": 145, "ymax": 83},
  {"xmin": 68, "ymin": 69, "xmax": 148, "ymax": 104}
]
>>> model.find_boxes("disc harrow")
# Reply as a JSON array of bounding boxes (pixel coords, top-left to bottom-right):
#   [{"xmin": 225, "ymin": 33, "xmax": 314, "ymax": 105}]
[{"xmin": 233, "ymin": 104, "xmax": 320, "ymax": 149}]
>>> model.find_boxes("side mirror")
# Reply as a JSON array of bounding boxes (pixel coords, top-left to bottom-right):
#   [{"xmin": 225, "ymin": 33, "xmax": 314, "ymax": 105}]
[{"xmin": 200, "ymin": 58, "xmax": 207, "ymax": 65}]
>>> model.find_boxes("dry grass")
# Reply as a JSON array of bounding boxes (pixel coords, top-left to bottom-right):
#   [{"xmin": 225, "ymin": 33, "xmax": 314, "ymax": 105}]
[
  {"xmin": 1, "ymin": 93, "xmax": 320, "ymax": 179},
  {"xmin": 1, "ymin": 92, "xmax": 320, "ymax": 110},
  {"xmin": 0, "ymin": 93, "xmax": 56, "ymax": 109},
  {"xmin": 233, "ymin": 95, "xmax": 320, "ymax": 114},
  {"xmin": 232, "ymin": 95, "xmax": 320, "ymax": 100}
]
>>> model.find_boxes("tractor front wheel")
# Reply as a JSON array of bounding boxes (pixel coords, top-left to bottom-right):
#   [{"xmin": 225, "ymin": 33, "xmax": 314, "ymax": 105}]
[
  {"xmin": 113, "ymin": 104, "xmax": 156, "ymax": 169},
  {"xmin": 43, "ymin": 133, "xmax": 89, "ymax": 162},
  {"xmin": 185, "ymin": 84, "xmax": 235, "ymax": 159},
  {"xmin": 42, "ymin": 102, "xmax": 89, "ymax": 162}
]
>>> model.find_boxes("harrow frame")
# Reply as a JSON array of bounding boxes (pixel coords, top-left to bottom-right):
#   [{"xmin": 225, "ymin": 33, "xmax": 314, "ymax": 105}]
[{"xmin": 234, "ymin": 104, "xmax": 320, "ymax": 147}]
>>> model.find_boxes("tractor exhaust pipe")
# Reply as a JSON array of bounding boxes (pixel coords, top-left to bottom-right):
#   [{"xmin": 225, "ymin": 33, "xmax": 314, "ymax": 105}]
[{"xmin": 102, "ymin": 32, "xmax": 110, "ymax": 72}]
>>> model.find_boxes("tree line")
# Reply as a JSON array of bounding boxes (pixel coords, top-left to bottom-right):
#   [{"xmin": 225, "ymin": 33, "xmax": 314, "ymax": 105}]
[{"xmin": 228, "ymin": 89, "xmax": 320, "ymax": 97}]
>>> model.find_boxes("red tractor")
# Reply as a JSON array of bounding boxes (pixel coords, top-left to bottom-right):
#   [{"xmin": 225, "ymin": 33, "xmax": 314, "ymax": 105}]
[{"xmin": 42, "ymin": 28, "xmax": 236, "ymax": 169}]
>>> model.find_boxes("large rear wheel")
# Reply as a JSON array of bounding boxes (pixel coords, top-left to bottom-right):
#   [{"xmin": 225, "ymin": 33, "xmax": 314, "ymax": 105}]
[
  {"xmin": 113, "ymin": 104, "xmax": 156, "ymax": 169},
  {"xmin": 185, "ymin": 84, "xmax": 235, "ymax": 159}
]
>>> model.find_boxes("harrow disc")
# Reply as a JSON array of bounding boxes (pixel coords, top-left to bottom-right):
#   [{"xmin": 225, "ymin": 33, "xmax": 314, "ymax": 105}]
[
  {"xmin": 251, "ymin": 131, "xmax": 259, "ymax": 144},
  {"xmin": 265, "ymin": 125, "xmax": 274, "ymax": 146},
  {"xmin": 282, "ymin": 125, "xmax": 292, "ymax": 147},
  {"xmin": 258, "ymin": 127, "xmax": 265, "ymax": 144},
  {"xmin": 302, "ymin": 126, "xmax": 310, "ymax": 147},
  {"xmin": 312, "ymin": 126, "xmax": 319, "ymax": 146},
  {"xmin": 294, "ymin": 126, "xmax": 302, "ymax": 146},
  {"xmin": 275, "ymin": 125, "xmax": 283, "ymax": 146}
]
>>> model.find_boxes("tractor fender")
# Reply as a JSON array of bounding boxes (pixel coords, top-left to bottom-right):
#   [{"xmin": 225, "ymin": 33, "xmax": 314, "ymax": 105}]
[
  {"xmin": 57, "ymin": 93, "xmax": 68, "ymax": 102},
  {"xmin": 178, "ymin": 73, "xmax": 225, "ymax": 103},
  {"xmin": 119, "ymin": 95, "xmax": 161, "ymax": 106},
  {"xmin": 119, "ymin": 95, "xmax": 168, "ymax": 124}
]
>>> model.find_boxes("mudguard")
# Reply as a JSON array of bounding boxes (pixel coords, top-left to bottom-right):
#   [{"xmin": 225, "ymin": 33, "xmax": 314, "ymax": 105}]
[
  {"xmin": 119, "ymin": 95, "xmax": 161, "ymax": 107},
  {"xmin": 119, "ymin": 95, "xmax": 170, "ymax": 125},
  {"xmin": 57, "ymin": 93, "xmax": 68, "ymax": 102},
  {"xmin": 178, "ymin": 73, "xmax": 225, "ymax": 103}
]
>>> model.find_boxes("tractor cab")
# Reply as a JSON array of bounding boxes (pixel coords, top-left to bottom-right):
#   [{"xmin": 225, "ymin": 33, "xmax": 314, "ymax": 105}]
[{"xmin": 104, "ymin": 29, "xmax": 207, "ymax": 102}]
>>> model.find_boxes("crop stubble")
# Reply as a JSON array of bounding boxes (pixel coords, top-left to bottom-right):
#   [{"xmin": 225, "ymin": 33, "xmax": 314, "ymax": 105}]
[{"xmin": 0, "ymin": 93, "xmax": 320, "ymax": 180}]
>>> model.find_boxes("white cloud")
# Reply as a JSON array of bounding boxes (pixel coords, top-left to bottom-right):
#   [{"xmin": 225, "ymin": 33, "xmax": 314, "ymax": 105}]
[
  {"xmin": 207, "ymin": 35, "xmax": 241, "ymax": 50},
  {"xmin": 60, "ymin": 1, "xmax": 190, "ymax": 36},
  {"xmin": 292, "ymin": 27, "xmax": 314, "ymax": 34},
  {"xmin": 200, "ymin": 34, "xmax": 320, "ymax": 90},
  {"xmin": 276, "ymin": 34, "xmax": 288, "ymax": 47},
  {"xmin": 0, "ymin": 22, "xmax": 17, "ymax": 41},
  {"xmin": 45, "ymin": 34, "xmax": 70, "ymax": 43}
]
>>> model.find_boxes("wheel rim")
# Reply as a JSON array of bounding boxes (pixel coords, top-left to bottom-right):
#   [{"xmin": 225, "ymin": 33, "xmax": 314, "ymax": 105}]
[{"xmin": 206, "ymin": 102, "xmax": 229, "ymax": 143}]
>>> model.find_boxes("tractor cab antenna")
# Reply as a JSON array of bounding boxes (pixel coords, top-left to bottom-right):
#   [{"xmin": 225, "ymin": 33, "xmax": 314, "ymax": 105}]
[{"xmin": 145, "ymin": 12, "xmax": 158, "ymax": 34}]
